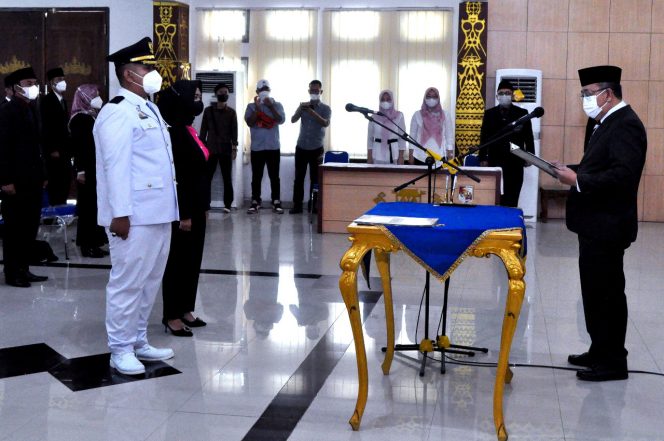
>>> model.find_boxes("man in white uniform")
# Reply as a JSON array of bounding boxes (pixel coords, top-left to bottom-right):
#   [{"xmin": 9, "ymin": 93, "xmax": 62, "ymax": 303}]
[{"xmin": 93, "ymin": 37, "xmax": 179, "ymax": 375}]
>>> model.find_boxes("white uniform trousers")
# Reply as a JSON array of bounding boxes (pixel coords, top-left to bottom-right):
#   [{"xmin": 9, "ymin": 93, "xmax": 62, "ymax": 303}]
[{"xmin": 105, "ymin": 223, "xmax": 171, "ymax": 355}]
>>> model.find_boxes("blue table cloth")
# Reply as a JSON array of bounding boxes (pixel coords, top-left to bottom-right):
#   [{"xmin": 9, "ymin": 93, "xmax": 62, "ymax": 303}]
[{"xmin": 365, "ymin": 202, "xmax": 526, "ymax": 281}]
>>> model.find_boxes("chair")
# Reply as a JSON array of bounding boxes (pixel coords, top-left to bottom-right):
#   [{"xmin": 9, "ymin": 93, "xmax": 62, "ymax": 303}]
[
  {"xmin": 40, "ymin": 191, "xmax": 77, "ymax": 260},
  {"xmin": 310, "ymin": 150, "xmax": 350, "ymax": 219},
  {"xmin": 463, "ymin": 154, "xmax": 480, "ymax": 167}
]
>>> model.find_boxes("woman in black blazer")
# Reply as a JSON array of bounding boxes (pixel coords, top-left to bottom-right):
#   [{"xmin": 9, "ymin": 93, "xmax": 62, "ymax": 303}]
[{"xmin": 157, "ymin": 80, "xmax": 210, "ymax": 336}]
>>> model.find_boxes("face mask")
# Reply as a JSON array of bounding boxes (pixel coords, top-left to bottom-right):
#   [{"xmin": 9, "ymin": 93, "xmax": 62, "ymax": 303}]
[
  {"xmin": 310, "ymin": 93, "xmax": 320, "ymax": 101},
  {"xmin": 380, "ymin": 101, "xmax": 393, "ymax": 110},
  {"xmin": 54, "ymin": 81, "xmax": 67, "ymax": 93},
  {"xmin": 582, "ymin": 89, "xmax": 607, "ymax": 119},
  {"xmin": 217, "ymin": 94, "xmax": 229, "ymax": 103},
  {"xmin": 425, "ymin": 98, "xmax": 438, "ymax": 108},
  {"xmin": 129, "ymin": 69, "xmax": 163, "ymax": 94},
  {"xmin": 90, "ymin": 96, "xmax": 103, "ymax": 109},
  {"xmin": 497, "ymin": 95, "xmax": 512, "ymax": 107},
  {"xmin": 192, "ymin": 101, "xmax": 204, "ymax": 116},
  {"xmin": 21, "ymin": 85, "xmax": 39, "ymax": 100},
  {"xmin": 258, "ymin": 90, "xmax": 270, "ymax": 101}
]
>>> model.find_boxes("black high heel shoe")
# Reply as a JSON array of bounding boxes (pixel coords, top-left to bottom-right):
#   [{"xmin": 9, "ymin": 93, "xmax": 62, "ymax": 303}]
[
  {"xmin": 162, "ymin": 319, "xmax": 193, "ymax": 337},
  {"xmin": 182, "ymin": 316, "xmax": 207, "ymax": 327}
]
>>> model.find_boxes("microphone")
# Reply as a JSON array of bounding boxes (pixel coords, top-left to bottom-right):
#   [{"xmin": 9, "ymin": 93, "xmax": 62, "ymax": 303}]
[
  {"xmin": 509, "ymin": 106, "xmax": 544, "ymax": 127},
  {"xmin": 345, "ymin": 103, "xmax": 380, "ymax": 115}
]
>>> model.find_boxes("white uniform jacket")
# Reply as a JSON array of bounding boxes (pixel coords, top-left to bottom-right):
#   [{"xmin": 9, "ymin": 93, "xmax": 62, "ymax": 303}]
[{"xmin": 93, "ymin": 88, "xmax": 179, "ymax": 227}]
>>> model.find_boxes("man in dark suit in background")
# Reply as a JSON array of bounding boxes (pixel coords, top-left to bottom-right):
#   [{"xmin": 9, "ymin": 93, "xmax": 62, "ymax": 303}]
[
  {"xmin": 41, "ymin": 67, "xmax": 72, "ymax": 205},
  {"xmin": 479, "ymin": 79, "xmax": 535, "ymax": 207},
  {"xmin": 0, "ymin": 67, "xmax": 48, "ymax": 287},
  {"xmin": 555, "ymin": 65, "xmax": 647, "ymax": 382}
]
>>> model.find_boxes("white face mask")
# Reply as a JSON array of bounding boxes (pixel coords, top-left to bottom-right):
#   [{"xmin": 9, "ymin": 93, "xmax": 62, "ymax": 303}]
[
  {"xmin": 54, "ymin": 80, "xmax": 67, "ymax": 93},
  {"xmin": 582, "ymin": 89, "xmax": 607, "ymax": 119},
  {"xmin": 90, "ymin": 96, "xmax": 103, "ymax": 109},
  {"xmin": 258, "ymin": 90, "xmax": 271, "ymax": 101},
  {"xmin": 309, "ymin": 93, "xmax": 320, "ymax": 101},
  {"xmin": 129, "ymin": 69, "xmax": 163, "ymax": 94},
  {"xmin": 380, "ymin": 101, "xmax": 393, "ymax": 110},
  {"xmin": 425, "ymin": 98, "xmax": 438, "ymax": 108},
  {"xmin": 497, "ymin": 95, "xmax": 512, "ymax": 107},
  {"xmin": 21, "ymin": 85, "xmax": 39, "ymax": 100}
]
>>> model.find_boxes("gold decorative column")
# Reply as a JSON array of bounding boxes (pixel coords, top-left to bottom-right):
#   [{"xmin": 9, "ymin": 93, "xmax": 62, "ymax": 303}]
[
  {"xmin": 153, "ymin": 1, "xmax": 190, "ymax": 90},
  {"xmin": 455, "ymin": 2, "xmax": 488, "ymax": 156}
]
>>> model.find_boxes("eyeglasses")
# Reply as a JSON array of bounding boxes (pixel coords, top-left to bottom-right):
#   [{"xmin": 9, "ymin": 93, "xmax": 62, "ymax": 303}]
[
  {"xmin": 579, "ymin": 88, "xmax": 607, "ymax": 98},
  {"xmin": 496, "ymin": 91, "xmax": 512, "ymax": 97},
  {"xmin": 194, "ymin": 93, "xmax": 202, "ymax": 100}
]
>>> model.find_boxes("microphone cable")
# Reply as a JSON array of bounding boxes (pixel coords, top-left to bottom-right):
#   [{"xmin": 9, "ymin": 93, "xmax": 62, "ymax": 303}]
[{"xmin": 391, "ymin": 351, "xmax": 664, "ymax": 378}]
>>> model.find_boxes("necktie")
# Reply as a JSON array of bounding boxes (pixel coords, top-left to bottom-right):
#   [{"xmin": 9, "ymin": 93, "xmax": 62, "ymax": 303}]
[{"xmin": 145, "ymin": 101, "xmax": 161, "ymax": 125}]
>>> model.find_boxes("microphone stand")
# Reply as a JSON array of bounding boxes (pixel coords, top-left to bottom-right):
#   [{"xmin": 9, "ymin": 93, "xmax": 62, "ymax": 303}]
[{"xmin": 362, "ymin": 112, "xmax": 484, "ymax": 376}]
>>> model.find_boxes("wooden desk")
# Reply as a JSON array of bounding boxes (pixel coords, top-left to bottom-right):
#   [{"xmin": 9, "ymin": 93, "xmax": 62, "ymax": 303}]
[
  {"xmin": 318, "ymin": 164, "xmax": 502, "ymax": 233},
  {"xmin": 339, "ymin": 223, "xmax": 525, "ymax": 441},
  {"xmin": 539, "ymin": 185, "xmax": 568, "ymax": 222}
]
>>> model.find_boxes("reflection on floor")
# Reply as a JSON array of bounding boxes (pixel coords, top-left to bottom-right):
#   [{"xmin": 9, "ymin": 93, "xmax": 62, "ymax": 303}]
[{"xmin": 1, "ymin": 212, "xmax": 664, "ymax": 441}]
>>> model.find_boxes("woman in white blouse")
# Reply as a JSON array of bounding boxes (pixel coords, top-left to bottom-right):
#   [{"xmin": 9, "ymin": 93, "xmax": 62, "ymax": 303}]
[
  {"xmin": 367, "ymin": 89, "xmax": 406, "ymax": 165},
  {"xmin": 409, "ymin": 87, "xmax": 454, "ymax": 165}
]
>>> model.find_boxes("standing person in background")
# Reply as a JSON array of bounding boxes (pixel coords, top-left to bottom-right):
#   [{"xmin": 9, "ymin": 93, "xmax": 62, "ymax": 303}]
[
  {"xmin": 0, "ymin": 66, "xmax": 48, "ymax": 288},
  {"xmin": 158, "ymin": 80, "xmax": 210, "ymax": 337},
  {"xmin": 70, "ymin": 84, "xmax": 107, "ymax": 258},
  {"xmin": 289, "ymin": 79, "xmax": 331, "ymax": 214},
  {"xmin": 94, "ymin": 37, "xmax": 178, "ymax": 375},
  {"xmin": 200, "ymin": 83, "xmax": 238, "ymax": 213},
  {"xmin": 478, "ymin": 79, "xmax": 535, "ymax": 207},
  {"xmin": 244, "ymin": 79, "xmax": 285, "ymax": 214},
  {"xmin": 41, "ymin": 67, "xmax": 72, "ymax": 206},
  {"xmin": 367, "ymin": 89, "xmax": 405, "ymax": 165},
  {"xmin": 409, "ymin": 87, "xmax": 454, "ymax": 166}
]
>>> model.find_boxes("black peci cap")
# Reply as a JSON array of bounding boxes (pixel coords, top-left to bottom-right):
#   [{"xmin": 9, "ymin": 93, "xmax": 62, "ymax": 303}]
[
  {"xmin": 106, "ymin": 37, "xmax": 156, "ymax": 66},
  {"xmin": 46, "ymin": 67, "xmax": 65, "ymax": 80},
  {"xmin": 8, "ymin": 67, "xmax": 37, "ymax": 86},
  {"xmin": 578, "ymin": 65, "xmax": 622, "ymax": 87},
  {"xmin": 497, "ymin": 79, "xmax": 514, "ymax": 91}
]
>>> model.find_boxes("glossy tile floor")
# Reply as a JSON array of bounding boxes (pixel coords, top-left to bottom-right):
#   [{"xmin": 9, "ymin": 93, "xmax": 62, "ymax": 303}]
[{"xmin": 2, "ymin": 211, "xmax": 664, "ymax": 441}]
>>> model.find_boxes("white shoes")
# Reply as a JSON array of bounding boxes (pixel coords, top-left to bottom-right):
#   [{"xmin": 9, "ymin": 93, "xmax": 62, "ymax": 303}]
[
  {"xmin": 110, "ymin": 352, "xmax": 145, "ymax": 375},
  {"xmin": 134, "ymin": 344, "xmax": 174, "ymax": 361}
]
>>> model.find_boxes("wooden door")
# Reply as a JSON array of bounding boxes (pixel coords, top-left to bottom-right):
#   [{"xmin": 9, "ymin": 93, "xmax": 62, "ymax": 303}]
[{"xmin": 0, "ymin": 8, "xmax": 108, "ymax": 100}]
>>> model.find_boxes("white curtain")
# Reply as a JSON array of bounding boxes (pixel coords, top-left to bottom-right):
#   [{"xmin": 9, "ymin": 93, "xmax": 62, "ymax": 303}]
[
  {"xmin": 195, "ymin": 9, "xmax": 247, "ymax": 71},
  {"xmin": 196, "ymin": 8, "xmax": 453, "ymax": 158},
  {"xmin": 322, "ymin": 9, "xmax": 453, "ymax": 158},
  {"xmin": 248, "ymin": 9, "xmax": 318, "ymax": 154}
]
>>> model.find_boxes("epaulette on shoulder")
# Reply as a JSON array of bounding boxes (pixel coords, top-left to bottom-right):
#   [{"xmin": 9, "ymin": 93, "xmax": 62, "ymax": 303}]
[{"xmin": 109, "ymin": 96, "xmax": 125, "ymax": 104}]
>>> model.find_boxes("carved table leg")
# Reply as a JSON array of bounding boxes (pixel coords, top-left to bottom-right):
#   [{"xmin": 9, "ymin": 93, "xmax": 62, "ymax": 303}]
[
  {"xmin": 492, "ymin": 249, "xmax": 526, "ymax": 441},
  {"xmin": 374, "ymin": 249, "xmax": 394, "ymax": 375},
  {"xmin": 339, "ymin": 243, "xmax": 370, "ymax": 431}
]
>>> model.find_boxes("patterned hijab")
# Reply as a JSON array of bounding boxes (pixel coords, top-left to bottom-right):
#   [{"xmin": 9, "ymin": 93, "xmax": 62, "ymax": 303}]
[
  {"xmin": 420, "ymin": 87, "xmax": 444, "ymax": 146},
  {"xmin": 69, "ymin": 84, "xmax": 100, "ymax": 122}
]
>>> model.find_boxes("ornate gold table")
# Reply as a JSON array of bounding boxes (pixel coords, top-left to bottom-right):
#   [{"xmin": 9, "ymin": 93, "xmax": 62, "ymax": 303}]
[{"xmin": 339, "ymin": 223, "xmax": 525, "ymax": 441}]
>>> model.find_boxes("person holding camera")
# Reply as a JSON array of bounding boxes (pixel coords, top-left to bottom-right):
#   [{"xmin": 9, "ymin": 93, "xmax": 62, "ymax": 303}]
[
  {"xmin": 244, "ymin": 79, "xmax": 285, "ymax": 214},
  {"xmin": 289, "ymin": 80, "xmax": 331, "ymax": 214}
]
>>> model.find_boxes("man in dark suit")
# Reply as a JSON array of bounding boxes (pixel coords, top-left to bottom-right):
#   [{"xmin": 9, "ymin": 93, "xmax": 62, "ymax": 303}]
[
  {"xmin": 555, "ymin": 65, "xmax": 647, "ymax": 382},
  {"xmin": 41, "ymin": 67, "xmax": 72, "ymax": 205},
  {"xmin": 479, "ymin": 79, "xmax": 535, "ymax": 207},
  {"xmin": 0, "ymin": 67, "xmax": 48, "ymax": 287}
]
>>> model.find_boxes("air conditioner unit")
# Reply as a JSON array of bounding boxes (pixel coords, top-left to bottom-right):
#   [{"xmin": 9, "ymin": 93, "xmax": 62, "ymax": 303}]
[
  {"xmin": 495, "ymin": 68, "xmax": 543, "ymax": 222},
  {"xmin": 194, "ymin": 70, "xmax": 246, "ymax": 209}
]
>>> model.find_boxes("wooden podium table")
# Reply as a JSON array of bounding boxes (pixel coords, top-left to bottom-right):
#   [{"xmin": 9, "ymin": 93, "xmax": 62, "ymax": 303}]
[
  {"xmin": 318, "ymin": 163, "xmax": 502, "ymax": 233},
  {"xmin": 338, "ymin": 208, "xmax": 525, "ymax": 441}
]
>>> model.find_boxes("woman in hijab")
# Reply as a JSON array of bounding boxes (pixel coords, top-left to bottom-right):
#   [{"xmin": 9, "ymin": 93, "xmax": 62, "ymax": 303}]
[
  {"xmin": 409, "ymin": 87, "xmax": 454, "ymax": 165},
  {"xmin": 70, "ymin": 84, "xmax": 107, "ymax": 258},
  {"xmin": 367, "ymin": 89, "xmax": 406, "ymax": 165},
  {"xmin": 157, "ymin": 80, "xmax": 209, "ymax": 337}
]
